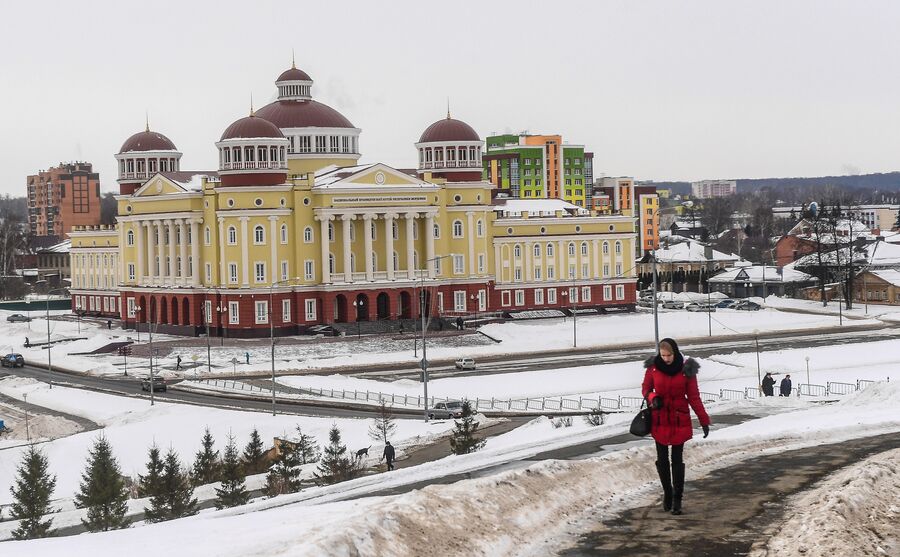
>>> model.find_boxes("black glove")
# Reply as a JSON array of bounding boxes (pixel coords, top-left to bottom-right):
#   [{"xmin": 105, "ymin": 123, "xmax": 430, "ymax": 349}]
[
  {"xmin": 651, "ymin": 397, "xmax": 663, "ymax": 410},
  {"xmin": 702, "ymin": 424, "xmax": 710, "ymax": 438}
]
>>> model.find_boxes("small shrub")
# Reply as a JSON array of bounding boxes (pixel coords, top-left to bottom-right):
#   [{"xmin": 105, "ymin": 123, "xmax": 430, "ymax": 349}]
[
  {"xmin": 583, "ymin": 408, "xmax": 605, "ymax": 427},
  {"xmin": 551, "ymin": 417, "xmax": 573, "ymax": 429}
]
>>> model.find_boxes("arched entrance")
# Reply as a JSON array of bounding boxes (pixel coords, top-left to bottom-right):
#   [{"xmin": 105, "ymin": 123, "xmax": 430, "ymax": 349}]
[
  {"xmin": 182, "ymin": 298, "xmax": 190, "ymax": 325},
  {"xmin": 376, "ymin": 292, "xmax": 390, "ymax": 320},
  {"xmin": 171, "ymin": 297, "xmax": 179, "ymax": 326},
  {"xmin": 335, "ymin": 294, "xmax": 348, "ymax": 323},
  {"xmin": 149, "ymin": 297, "xmax": 158, "ymax": 324},
  {"xmin": 399, "ymin": 291, "xmax": 412, "ymax": 319},
  {"xmin": 159, "ymin": 297, "xmax": 168, "ymax": 324},
  {"xmin": 138, "ymin": 296, "xmax": 147, "ymax": 323},
  {"xmin": 354, "ymin": 293, "xmax": 370, "ymax": 322}
]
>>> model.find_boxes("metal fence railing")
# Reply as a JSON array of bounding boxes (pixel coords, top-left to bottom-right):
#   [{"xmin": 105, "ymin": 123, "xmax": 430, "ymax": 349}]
[{"xmin": 191, "ymin": 375, "xmax": 890, "ymax": 413}]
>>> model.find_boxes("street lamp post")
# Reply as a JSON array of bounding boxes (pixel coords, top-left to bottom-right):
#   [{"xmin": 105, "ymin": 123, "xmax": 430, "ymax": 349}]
[
  {"xmin": 651, "ymin": 201, "xmax": 693, "ymax": 347},
  {"xmin": 135, "ymin": 298, "xmax": 158, "ymax": 406},
  {"xmin": 42, "ymin": 286, "xmax": 68, "ymax": 390},
  {"xmin": 420, "ymin": 254, "xmax": 453, "ymax": 421},
  {"xmin": 754, "ymin": 329, "xmax": 761, "ymax": 393},
  {"xmin": 201, "ymin": 302, "xmax": 211, "ymax": 376},
  {"xmin": 560, "ymin": 272, "xmax": 578, "ymax": 348},
  {"xmin": 353, "ymin": 299, "xmax": 364, "ymax": 339},
  {"xmin": 805, "ymin": 356, "xmax": 810, "ymax": 390},
  {"xmin": 269, "ymin": 277, "xmax": 302, "ymax": 417},
  {"xmin": 23, "ymin": 392, "xmax": 30, "ymax": 442},
  {"xmin": 216, "ymin": 302, "xmax": 228, "ymax": 346}
]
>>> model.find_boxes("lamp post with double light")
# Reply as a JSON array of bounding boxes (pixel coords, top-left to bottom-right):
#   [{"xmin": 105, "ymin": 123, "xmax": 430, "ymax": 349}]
[
  {"xmin": 269, "ymin": 277, "xmax": 302, "ymax": 416},
  {"xmin": 39, "ymin": 285, "xmax": 68, "ymax": 390},
  {"xmin": 651, "ymin": 201, "xmax": 694, "ymax": 347},
  {"xmin": 133, "ymin": 300, "xmax": 158, "ymax": 405},
  {"xmin": 420, "ymin": 254, "xmax": 454, "ymax": 421},
  {"xmin": 560, "ymin": 270, "xmax": 578, "ymax": 348},
  {"xmin": 353, "ymin": 299, "xmax": 365, "ymax": 339}
]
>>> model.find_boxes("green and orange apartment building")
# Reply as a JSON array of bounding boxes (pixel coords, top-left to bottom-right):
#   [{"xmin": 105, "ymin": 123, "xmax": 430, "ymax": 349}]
[{"xmin": 482, "ymin": 134, "xmax": 593, "ymax": 207}]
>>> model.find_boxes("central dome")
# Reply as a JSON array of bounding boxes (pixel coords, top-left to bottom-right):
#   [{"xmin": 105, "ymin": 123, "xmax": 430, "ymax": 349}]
[
  {"xmin": 277, "ymin": 67, "xmax": 312, "ymax": 82},
  {"xmin": 119, "ymin": 130, "xmax": 177, "ymax": 153},
  {"xmin": 255, "ymin": 99, "xmax": 355, "ymax": 129},
  {"xmin": 418, "ymin": 117, "xmax": 480, "ymax": 143},
  {"xmin": 219, "ymin": 115, "xmax": 284, "ymax": 141}
]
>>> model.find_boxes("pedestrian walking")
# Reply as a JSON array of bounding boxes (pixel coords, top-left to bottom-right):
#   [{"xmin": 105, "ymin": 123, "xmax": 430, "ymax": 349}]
[
  {"xmin": 456, "ymin": 316, "xmax": 464, "ymax": 330},
  {"xmin": 642, "ymin": 338, "xmax": 711, "ymax": 515},
  {"xmin": 245, "ymin": 351, "xmax": 250, "ymax": 365},
  {"xmin": 24, "ymin": 337, "xmax": 29, "ymax": 347},
  {"xmin": 382, "ymin": 440, "xmax": 396, "ymax": 471},
  {"xmin": 762, "ymin": 372, "xmax": 776, "ymax": 397},
  {"xmin": 175, "ymin": 355, "xmax": 182, "ymax": 370},
  {"xmin": 779, "ymin": 374, "xmax": 792, "ymax": 397},
  {"xmin": 107, "ymin": 319, "xmax": 112, "ymax": 330}
]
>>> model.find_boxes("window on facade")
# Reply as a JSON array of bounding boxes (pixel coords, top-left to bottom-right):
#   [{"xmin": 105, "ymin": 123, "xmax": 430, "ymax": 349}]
[
  {"xmin": 305, "ymin": 299, "xmax": 317, "ymax": 321},
  {"xmin": 328, "ymin": 223, "xmax": 335, "ymax": 242},
  {"xmin": 568, "ymin": 243, "xmax": 576, "ymax": 256},
  {"xmin": 513, "ymin": 290, "xmax": 524, "ymax": 306},
  {"xmin": 454, "ymin": 291, "xmax": 466, "ymax": 311},
  {"xmin": 281, "ymin": 261, "xmax": 289, "ymax": 281},
  {"xmin": 227, "ymin": 226, "xmax": 237, "ymax": 245},
  {"xmin": 533, "ymin": 244, "xmax": 541, "ymax": 258},
  {"xmin": 534, "ymin": 289, "xmax": 544, "ymax": 304},
  {"xmin": 453, "ymin": 254, "xmax": 464, "ymax": 274},
  {"xmin": 128, "ymin": 264, "xmax": 135, "ymax": 281},
  {"xmin": 534, "ymin": 267, "xmax": 542, "ymax": 280},
  {"xmin": 126, "ymin": 230, "xmax": 134, "ymax": 246},
  {"xmin": 616, "ymin": 285, "xmax": 625, "ymax": 300},
  {"xmin": 603, "ymin": 264, "xmax": 610, "ymax": 277},
  {"xmin": 602, "ymin": 242, "xmax": 609, "ymax": 255},
  {"xmin": 514, "ymin": 268, "xmax": 522, "ymax": 281},
  {"xmin": 304, "ymin": 227, "xmax": 313, "ymax": 243},
  {"xmin": 582, "ymin": 263, "xmax": 589, "ymax": 278},
  {"xmin": 282, "ymin": 299, "xmax": 291, "ymax": 323},
  {"xmin": 255, "ymin": 301, "xmax": 268, "ymax": 324},
  {"xmin": 452, "ymin": 220, "xmax": 464, "ymax": 238},
  {"xmin": 476, "ymin": 220, "xmax": 484, "ymax": 237},
  {"xmin": 548, "ymin": 266, "xmax": 555, "ymax": 279},
  {"xmin": 229, "ymin": 263, "xmax": 238, "ymax": 283},
  {"xmin": 582, "ymin": 287, "xmax": 591, "ymax": 302},
  {"xmin": 615, "ymin": 241, "xmax": 622, "ymax": 254},
  {"xmin": 255, "ymin": 262, "xmax": 266, "ymax": 283},
  {"xmin": 547, "ymin": 243, "xmax": 554, "ymax": 257},
  {"xmin": 205, "ymin": 263, "xmax": 212, "ymax": 283},
  {"xmin": 304, "ymin": 260, "xmax": 314, "ymax": 280},
  {"xmin": 315, "ymin": 136, "xmax": 326, "ymax": 152},
  {"xmin": 514, "ymin": 245, "xmax": 521, "ymax": 259},
  {"xmin": 616, "ymin": 263, "xmax": 622, "ymax": 276},
  {"xmin": 478, "ymin": 254, "xmax": 485, "ymax": 274},
  {"xmin": 204, "ymin": 227, "xmax": 211, "ymax": 245},
  {"xmin": 501, "ymin": 290, "xmax": 511, "ymax": 306},
  {"xmin": 548, "ymin": 288, "xmax": 557, "ymax": 304},
  {"xmin": 281, "ymin": 224, "xmax": 288, "ymax": 244},
  {"xmin": 228, "ymin": 301, "xmax": 239, "ymax": 324},
  {"xmin": 254, "ymin": 226, "xmax": 265, "ymax": 244}
]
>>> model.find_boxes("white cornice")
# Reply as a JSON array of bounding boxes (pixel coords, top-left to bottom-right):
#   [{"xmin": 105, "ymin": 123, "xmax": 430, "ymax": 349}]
[
  {"xmin": 493, "ymin": 233, "xmax": 633, "ymax": 243},
  {"xmin": 213, "ymin": 185, "xmax": 293, "ymax": 193},
  {"xmin": 123, "ymin": 192, "xmax": 203, "ymax": 202},
  {"xmin": 215, "ymin": 209, "xmax": 292, "ymax": 218},
  {"xmin": 68, "ymin": 229, "xmax": 118, "ymax": 237},
  {"xmin": 117, "ymin": 212, "xmax": 200, "ymax": 223}
]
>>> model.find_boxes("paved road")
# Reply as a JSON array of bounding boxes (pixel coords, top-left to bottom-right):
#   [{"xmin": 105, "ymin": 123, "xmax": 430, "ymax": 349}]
[{"xmin": 559, "ymin": 432, "xmax": 900, "ymax": 556}]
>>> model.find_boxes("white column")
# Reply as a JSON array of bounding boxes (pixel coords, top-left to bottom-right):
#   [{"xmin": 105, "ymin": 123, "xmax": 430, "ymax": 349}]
[
  {"xmin": 319, "ymin": 216, "xmax": 331, "ymax": 284},
  {"xmin": 557, "ymin": 240, "xmax": 564, "ymax": 281},
  {"xmin": 466, "ymin": 211, "xmax": 475, "ymax": 278},
  {"xmin": 178, "ymin": 220, "xmax": 188, "ymax": 285},
  {"xmin": 363, "ymin": 213, "xmax": 374, "ymax": 282},
  {"xmin": 145, "ymin": 221, "xmax": 155, "ymax": 282},
  {"xmin": 593, "ymin": 239, "xmax": 600, "ymax": 279},
  {"xmin": 190, "ymin": 219, "xmax": 200, "ymax": 286},
  {"xmin": 342, "ymin": 214, "xmax": 354, "ymax": 283},
  {"xmin": 525, "ymin": 241, "xmax": 533, "ymax": 282},
  {"xmin": 155, "ymin": 220, "xmax": 164, "ymax": 286},
  {"xmin": 167, "ymin": 219, "xmax": 176, "ymax": 284},
  {"xmin": 384, "ymin": 213, "xmax": 396, "ymax": 281},
  {"xmin": 217, "ymin": 217, "xmax": 226, "ymax": 286},
  {"xmin": 494, "ymin": 243, "xmax": 502, "ymax": 283},
  {"xmin": 269, "ymin": 216, "xmax": 278, "ymax": 283},
  {"xmin": 426, "ymin": 213, "xmax": 436, "ymax": 279},
  {"xmin": 405, "ymin": 212, "xmax": 417, "ymax": 278},
  {"xmin": 118, "ymin": 225, "xmax": 125, "ymax": 285},
  {"xmin": 240, "ymin": 217, "xmax": 250, "ymax": 287},
  {"xmin": 136, "ymin": 222, "xmax": 145, "ymax": 284}
]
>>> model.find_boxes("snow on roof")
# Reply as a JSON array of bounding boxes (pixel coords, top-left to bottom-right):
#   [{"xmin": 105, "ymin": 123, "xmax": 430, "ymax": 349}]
[
  {"xmin": 652, "ymin": 241, "xmax": 740, "ymax": 263},
  {"xmin": 870, "ymin": 269, "xmax": 900, "ymax": 287},
  {"xmin": 493, "ymin": 198, "xmax": 589, "ymax": 217},
  {"xmin": 792, "ymin": 240, "xmax": 900, "ymax": 268},
  {"xmin": 709, "ymin": 265, "xmax": 814, "ymax": 284},
  {"xmin": 161, "ymin": 171, "xmax": 217, "ymax": 192},
  {"xmin": 39, "ymin": 239, "xmax": 71, "ymax": 253}
]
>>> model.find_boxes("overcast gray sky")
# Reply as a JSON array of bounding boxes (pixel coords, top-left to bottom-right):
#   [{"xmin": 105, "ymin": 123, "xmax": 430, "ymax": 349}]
[{"xmin": 2, "ymin": 0, "xmax": 899, "ymax": 197}]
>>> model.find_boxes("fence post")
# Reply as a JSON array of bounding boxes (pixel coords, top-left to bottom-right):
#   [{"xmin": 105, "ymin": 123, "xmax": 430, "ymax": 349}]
[
  {"xmin": 541, "ymin": 397, "xmax": 546, "ymax": 410},
  {"xmin": 491, "ymin": 397, "xmax": 495, "ymax": 410}
]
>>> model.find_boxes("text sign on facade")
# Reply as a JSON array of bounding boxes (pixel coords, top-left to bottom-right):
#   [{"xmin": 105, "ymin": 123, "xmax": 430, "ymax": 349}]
[{"xmin": 331, "ymin": 195, "xmax": 428, "ymax": 205}]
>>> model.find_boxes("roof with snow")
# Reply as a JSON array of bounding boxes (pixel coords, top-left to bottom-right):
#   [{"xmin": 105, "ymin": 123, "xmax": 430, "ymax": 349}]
[
  {"xmin": 38, "ymin": 239, "xmax": 71, "ymax": 253},
  {"xmin": 652, "ymin": 241, "xmax": 740, "ymax": 263},
  {"xmin": 869, "ymin": 269, "xmax": 900, "ymax": 287},
  {"xmin": 709, "ymin": 265, "xmax": 814, "ymax": 284},
  {"xmin": 161, "ymin": 171, "xmax": 217, "ymax": 192},
  {"xmin": 493, "ymin": 199, "xmax": 589, "ymax": 217},
  {"xmin": 791, "ymin": 240, "xmax": 900, "ymax": 269}
]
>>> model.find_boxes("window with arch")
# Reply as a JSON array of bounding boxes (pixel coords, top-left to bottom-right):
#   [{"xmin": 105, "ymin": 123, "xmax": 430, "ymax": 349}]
[
  {"xmin": 547, "ymin": 243, "xmax": 554, "ymax": 257},
  {"xmin": 303, "ymin": 226, "xmax": 313, "ymax": 243},
  {"xmin": 348, "ymin": 223, "xmax": 354, "ymax": 242},
  {"xmin": 328, "ymin": 222, "xmax": 335, "ymax": 242},
  {"xmin": 328, "ymin": 254, "xmax": 335, "ymax": 274},
  {"xmin": 602, "ymin": 241, "xmax": 610, "ymax": 255},
  {"xmin": 452, "ymin": 220, "xmax": 464, "ymax": 238},
  {"xmin": 393, "ymin": 221, "xmax": 399, "ymax": 240},
  {"xmin": 514, "ymin": 245, "xmax": 521, "ymax": 259},
  {"xmin": 433, "ymin": 223, "xmax": 440, "ymax": 239},
  {"xmin": 581, "ymin": 242, "xmax": 588, "ymax": 256},
  {"xmin": 568, "ymin": 242, "xmax": 576, "ymax": 256},
  {"xmin": 393, "ymin": 251, "xmax": 399, "ymax": 271},
  {"xmin": 476, "ymin": 219, "xmax": 484, "ymax": 237},
  {"xmin": 227, "ymin": 226, "xmax": 237, "ymax": 245},
  {"xmin": 533, "ymin": 244, "xmax": 541, "ymax": 257},
  {"xmin": 281, "ymin": 224, "xmax": 288, "ymax": 244},
  {"xmin": 370, "ymin": 220, "xmax": 377, "ymax": 241},
  {"xmin": 204, "ymin": 226, "xmax": 211, "ymax": 245},
  {"xmin": 350, "ymin": 253, "xmax": 356, "ymax": 272},
  {"xmin": 615, "ymin": 241, "xmax": 622, "ymax": 254},
  {"xmin": 254, "ymin": 225, "xmax": 265, "ymax": 244},
  {"xmin": 126, "ymin": 230, "xmax": 134, "ymax": 246}
]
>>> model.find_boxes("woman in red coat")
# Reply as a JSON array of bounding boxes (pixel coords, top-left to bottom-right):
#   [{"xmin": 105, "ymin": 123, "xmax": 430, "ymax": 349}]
[{"xmin": 642, "ymin": 337, "xmax": 711, "ymax": 515}]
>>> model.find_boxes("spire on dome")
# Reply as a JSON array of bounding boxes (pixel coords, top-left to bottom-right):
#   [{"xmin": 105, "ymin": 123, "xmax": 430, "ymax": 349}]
[
  {"xmin": 145, "ymin": 111, "xmax": 150, "ymax": 132},
  {"xmin": 447, "ymin": 97, "xmax": 451, "ymax": 119},
  {"xmin": 292, "ymin": 49, "xmax": 296, "ymax": 69},
  {"xmin": 250, "ymin": 93, "xmax": 255, "ymax": 117}
]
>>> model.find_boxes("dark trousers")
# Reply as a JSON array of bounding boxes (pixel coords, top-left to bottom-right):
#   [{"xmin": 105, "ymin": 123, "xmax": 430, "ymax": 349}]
[
  {"xmin": 656, "ymin": 442, "xmax": 684, "ymax": 467},
  {"xmin": 386, "ymin": 459, "xmax": 394, "ymax": 471}
]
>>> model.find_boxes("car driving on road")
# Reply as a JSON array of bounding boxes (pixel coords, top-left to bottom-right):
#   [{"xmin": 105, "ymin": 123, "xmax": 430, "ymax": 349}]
[
  {"xmin": 685, "ymin": 302, "xmax": 716, "ymax": 312},
  {"xmin": 6, "ymin": 314, "xmax": 31, "ymax": 323},
  {"xmin": 661, "ymin": 300, "xmax": 684, "ymax": 310},
  {"xmin": 428, "ymin": 400, "xmax": 464, "ymax": 419},
  {"xmin": 1, "ymin": 354, "xmax": 24, "ymax": 368},
  {"xmin": 455, "ymin": 357, "xmax": 476, "ymax": 370},
  {"xmin": 140, "ymin": 377, "xmax": 167, "ymax": 392}
]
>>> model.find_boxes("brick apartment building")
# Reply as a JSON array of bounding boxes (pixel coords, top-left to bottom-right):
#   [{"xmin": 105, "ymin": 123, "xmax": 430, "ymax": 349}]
[{"xmin": 26, "ymin": 162, "xmax": 102, "ymax": 243}]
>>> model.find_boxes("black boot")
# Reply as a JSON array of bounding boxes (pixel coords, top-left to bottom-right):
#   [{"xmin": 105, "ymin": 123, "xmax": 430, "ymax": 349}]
[
  {"xmin": 655, "ymin": 461, "xmax": 673, "ymax": 511},
  {"xmin": 671, "ymin": 462, "xmax": 685, "ymax": 515}
]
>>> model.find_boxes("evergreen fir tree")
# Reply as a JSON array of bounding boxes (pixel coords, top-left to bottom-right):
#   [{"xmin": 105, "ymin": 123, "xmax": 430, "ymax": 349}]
[
  {"xmin": 191, "ymin": 427, "xmax": 221, "ymax": 486},
  {"xmin": 294, "ymin": 427, "xmax": 321, "ymax": 465},
  {"xmin": 368, "ymin": 400, "xmax": 397, "ymax": 444},
  {"xmin": 215, "ymin": 433, "xmax": 249, "ymax": 509},
  {"xmin": 242, "ymin": 427, "xmax": 266, "ymax": 475},
  {"xmin": 315, "ymin": 425, "xmax": 359, "ymax": 484},
  {"xmin": 449, "ymin": 401, "xmax": 486, "ymax": 455},
  {"xmin": 264, "ymin": 439, "xmax": 301, "ymax": 497},
  {"xmin": 74, "ymin": 436, "xmax": 131, "ymax": 532},
  {"xmin": 144, "ymin": 448, "xmax": 197, "ymax": 523},
  {"xmin": 137, "ymin": 445, "xmax": 164, "ymax": 499},
  {"xmin": 9, "ymin": 445, "xmax": 57, "ymax": 540}
]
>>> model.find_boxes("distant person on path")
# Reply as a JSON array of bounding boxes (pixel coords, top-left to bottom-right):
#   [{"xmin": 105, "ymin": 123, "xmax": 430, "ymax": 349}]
[
  {"xmin": 642, "ymin": 338, "xmax": 711, "ymax": 515},
  {"xmin": 762, "ymin": 372, "xmax": 776, "ymax": 397},
  {"xmin": 456, "ymin": 316, "xmax": 464, "ymax": 330},
  {"xmin": 399, "ymin": 323, "xmax": 404, "ymax": 335},
  {"xmin": 24, "ymin": 337, "xmax": 29, "ymax": 347},
  {"xmin": 107, "ymin": 319, "xmax": 112, "ymax": 330},
  {"xmin": 780, "ymin": 374, "xmax": 792, "ymax": 397},
  {"xmin": 175, "ymin": 355, "xmax": 182, "ymax": 370},
  {"xmin": 382, "ymin": 441, "xmax": 396, "ymax": 471},
  {"xmin": 245, "ymin": 351, "xmax": 250, "ymax": 365}
]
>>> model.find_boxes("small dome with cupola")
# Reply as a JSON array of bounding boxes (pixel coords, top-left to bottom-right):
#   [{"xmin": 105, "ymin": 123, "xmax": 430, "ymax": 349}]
[
  {"xmin": 414, "ymin": 112, "xmax": 483, "ymax": 182},
  {"xmin": 115, "ymin": 120, "xmax": 184, "ymax": 194},
  {"xmin": 215, "ymin": 112, "xmax": 289, "ymax": 187}
]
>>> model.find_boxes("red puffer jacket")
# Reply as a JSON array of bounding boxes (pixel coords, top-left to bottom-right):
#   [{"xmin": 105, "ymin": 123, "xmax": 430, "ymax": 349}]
[{"xmin": 642, "ymin": 357, "xmax": 711, "ymax": 446}]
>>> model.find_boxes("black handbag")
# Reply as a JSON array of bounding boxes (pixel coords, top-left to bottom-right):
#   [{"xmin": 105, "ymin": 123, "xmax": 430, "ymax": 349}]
[{"xmin": 629, "ymin": 400, "xmax": 652, "ymax": 437}]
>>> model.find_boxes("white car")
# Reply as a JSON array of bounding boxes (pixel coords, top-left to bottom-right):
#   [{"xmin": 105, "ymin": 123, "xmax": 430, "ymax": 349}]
[{"xmin": 455, "ymin": 357, "xmax": 476, "ymax": 370}]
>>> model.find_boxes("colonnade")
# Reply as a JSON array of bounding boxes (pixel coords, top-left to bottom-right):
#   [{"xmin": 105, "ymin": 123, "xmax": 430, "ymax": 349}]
[{"xmin": 128, "ymin": 217, "xmax": 202, "ymax": 286}]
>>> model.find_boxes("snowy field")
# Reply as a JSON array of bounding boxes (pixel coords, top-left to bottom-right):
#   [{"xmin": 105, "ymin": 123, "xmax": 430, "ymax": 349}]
[
  {"xmin": 0, "ymin": 301, "xmax": 887, "ymax": 379},
  {"xmin": 4, "ymin": 378, "xmax": 899, "ymax": 556}
]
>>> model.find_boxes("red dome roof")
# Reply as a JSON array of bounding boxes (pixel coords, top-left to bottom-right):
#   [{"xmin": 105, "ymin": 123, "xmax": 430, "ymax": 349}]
[
  {"xmin": 219, "ymin": 115, "xmax": 285, "ymax": 141},
  {"xmin": 255, "ymin": 99, "xmax": 354, "ymax": 129},
  {"xmin": 418, "ymin": 117, "xmax": 480, "ymax": 143},
  {"xmin": 119, "ymin": 131, "xmax": 177, "ymax": 153},
  {"xmin": 277, "ymin": 67, "xmax": 312, "ymax": 82}
]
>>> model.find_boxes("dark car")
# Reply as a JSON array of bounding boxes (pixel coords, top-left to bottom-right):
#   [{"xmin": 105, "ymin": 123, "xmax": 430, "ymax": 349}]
[
  {"xmin": 716, "ymin": 299, "xmax": 736, "ymax": 308},
  {"xmin": 734, "ymin": 300, "xmax": 762, "ymax": 311},
  {"xmin": 6, "ymin": 314, "xmax": 31, "ymax": 323},
  {"xmin": 141, "ymin": 377, "xmax": 167, "ymax": 392},
  {"xmin": 1, "ymin": 353, "xmax": 24, "ymax": 368}
]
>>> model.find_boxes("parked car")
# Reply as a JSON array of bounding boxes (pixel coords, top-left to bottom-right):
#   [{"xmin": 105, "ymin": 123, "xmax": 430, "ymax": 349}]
[
  {"xmin": 661, "ymin": 300, "xmax": 684, "ymax": 310},
  {"xmin": 716, "ymin": 299, "xmax": 736, "ymax": 308},
  {"xmin": 140, "ymin": 377, "xmax": 167, "ymax": 392},
  {"xmin": 6, "ymin": 314, "xmax": 31, "ymax": 323},
  {"xmin": 1, "ymin": 353, "xmax": 24, "ymax": 368},
  {"xmin": 429, "ymin": 400, "xmax": 464, "ymax": 420},
  {"xmin": 734, "ymin": 300, "xmax": 762, "ymax": 311},
  {"xmin": 685, "ymin": 302, "xmax": 716, "ymax": 312},
  {"xmin": 455, "ymin": 357, "xmax": 476, "ymax": 370},
  {"xmin": 637, "ymin": 299, "xmax": 654, "ymax": 308}
]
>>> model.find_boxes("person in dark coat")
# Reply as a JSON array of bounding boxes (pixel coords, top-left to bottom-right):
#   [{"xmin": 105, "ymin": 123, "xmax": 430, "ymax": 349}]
[
  {"xmin": 762, "ymin": 372, "xmax": 776, "ymax": 396},
  {"xmin": 779, "ymin": 374, "xmax": 792, "ymax": 397},
  {"xmin": 456, "ymin": 316, "xmax": 464, "ymax": 330},
  {"xmin": 642, "ymin": 338, "xmax": 711, "ymax": 515},
  {"xmin": 382, "ymin": 441, "xmax": 396, "ymax": 471}
]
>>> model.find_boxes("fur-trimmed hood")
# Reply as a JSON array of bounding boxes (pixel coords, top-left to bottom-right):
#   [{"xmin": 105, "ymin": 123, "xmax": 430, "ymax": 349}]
[{"xmin": 645, "ymin": 356, "xmax": 700, "ymax": 378}]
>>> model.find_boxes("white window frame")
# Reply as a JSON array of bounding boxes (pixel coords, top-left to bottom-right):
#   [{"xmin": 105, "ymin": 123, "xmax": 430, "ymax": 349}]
[
  {"xmin": 205, "ymin": 300, "xmax": 212, "ymax": 323},
  {"xmin": 477, "ymin": 253, "xmax": 485, "ymax": 274},
  {"xmin": 616, "ymin": 263, "xmax": 622, "ymax": 276},
  {"xmin": 304, "ymin": 299, "xmax": 317, "ymax": 321},
  {"xmin": 281, "ymin": 224, "xmax": 289, "ymax": 244},
  {"xmin": 254, "ymin": 262, "xmax": 266, "ymax": 283},
  {"xmin": 126, "ymin": 230, "xmax": 134, "ymax": 246},
  {"xmin": 616, "ymin": 285, "xmax": 625, "ymax": 300},
  {"xmin": 454, "ymin": 291, "xmax": 466, "ymax": 311},
  {"xmin": 547, "ymin": 288, "xmax": 557, "ymax": 304},
  {"xmin": 453, "ymin": 254, "xmax": 465, "ymax": 275},
  {"xmin": 515, "ymin": 290, "xmax": 525, "ymax": 306},
  {"xmin": 205, "ymin": 263, "xmax": 212, "ymax": 283},
  {"xmin": 604, "ymin": 285, "xmax": 612, "ymax": 300},
  {"xmin": 534, "ymin": 289, "xmax": 544, "ymax": 305},
  {"xmin": 581, "ymin": 287, "xmax": 591, "ymax": 302},
  {"xmin": 229, "ymin": 263, "xmax": 238, "ymax": 284},
  {"xmin": 127, "ymin": 297, "xmax": 135, "ymax": 318},
  {"xmin": 304, "ymin": 260, "xmax": 315, "ymax": 281},
  {"xmin": 452, "ymin": 220, "xmax": 464, "ymax": 238},
  {"xmin": 603, "ymin": 264, "xmax": 610, "ymax": 277},
  {"xmin": 547, "ymin": 266, "xmax": 555, "ymax": 279},
  {"xmin": 303, "ymin": 226, "xmax": 313, "ymax": 243},
  {"xmin": 228, "ymin": 301, "xmax": 239, "ymax": 324},
  {"xmin": 227, "ymin": 226, "xmax": 237, "ymax": 245},
  {"xmin": 476, "ymin": 219, "xmax": 484, "ymax": 237},
  {"xmin": 501, "ymin": 290, "xmax": 511, "ymax": 307},
  {"xmin": 255, "ymin": 300, "xmax": 268, "ymax": 324},
  {"xmin": 534, "ymin": 267, "xmax": 542, "ymax": 280},
  {"xmin": 281, "ymin": 260, "xmax": 289, "ymax": 282},
  {"xmin": 282, "ymin": 299, "xmax": 291, "ymax": 323},
  {"xmin": 127, "ymin": 263, "xmax": 135, "ymax": 281},
  {"xmin": 204, "ymin": 227, "xmax": 211, "ymax": 245},
  {"xmin": 254, "ymin": 225, "xmax": 265, "ymax": 245}
]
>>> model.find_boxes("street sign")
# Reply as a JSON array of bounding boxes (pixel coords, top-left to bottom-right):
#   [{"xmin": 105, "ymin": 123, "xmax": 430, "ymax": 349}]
[{"xmin": 419, "ymin": 358, "xmax": 428, "ymax": 370}]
